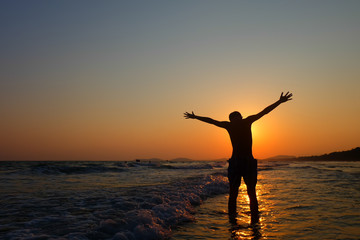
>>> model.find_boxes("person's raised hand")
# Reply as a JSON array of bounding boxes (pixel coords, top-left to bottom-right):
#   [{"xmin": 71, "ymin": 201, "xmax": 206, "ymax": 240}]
[
  {"xmin": 279, "ymin": 92, "xmax": 293, "ymax": 103},
  {"xmin": 184, "ymin": 111, "xmax": 196, "ymax": 119}
]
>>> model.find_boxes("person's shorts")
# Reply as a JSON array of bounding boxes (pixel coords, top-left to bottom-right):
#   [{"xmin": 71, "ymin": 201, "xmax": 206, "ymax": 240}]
[{"xmin": 227, "ymin": 157, "xmax": 257, "ymax": 186}]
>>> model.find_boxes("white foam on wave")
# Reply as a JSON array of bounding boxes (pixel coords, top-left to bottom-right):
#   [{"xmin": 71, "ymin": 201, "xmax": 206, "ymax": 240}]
[
  {"xmin": 2, "ymin": 168, "xmax": 229, "ymax": 240},
  {"xmin": 103, "ymin": 173, "xmax": 229, "ymax": 240}
]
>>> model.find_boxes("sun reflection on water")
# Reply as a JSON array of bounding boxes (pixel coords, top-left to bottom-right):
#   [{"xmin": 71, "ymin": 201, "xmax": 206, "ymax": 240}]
[{"xmin": 229, "ymin": 180, "xmax": 277, "ymax": 240}]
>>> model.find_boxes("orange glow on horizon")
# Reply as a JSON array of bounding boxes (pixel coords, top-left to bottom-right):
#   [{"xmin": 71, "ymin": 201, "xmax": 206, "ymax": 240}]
[{"xmin": 1, "ymin": 1, "xmax": 360, "ymax": 161}]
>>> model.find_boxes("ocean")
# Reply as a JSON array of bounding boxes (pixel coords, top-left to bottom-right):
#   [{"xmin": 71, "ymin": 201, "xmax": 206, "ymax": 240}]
[{"xmin": 0, "ymin": 160, "xmax": 359, "ymax": 240}]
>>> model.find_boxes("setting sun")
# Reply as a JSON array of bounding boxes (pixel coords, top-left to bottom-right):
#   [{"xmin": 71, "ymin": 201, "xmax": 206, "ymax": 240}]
[{"xmin": 1, "ymin": 2, "xmax": 360, "ymax": 240}]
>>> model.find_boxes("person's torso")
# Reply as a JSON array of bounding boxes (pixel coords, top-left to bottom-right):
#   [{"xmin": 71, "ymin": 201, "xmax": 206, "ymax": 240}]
[{"xmin": 225, "ymin": 119, "xmax": 253, "ymax": 158}]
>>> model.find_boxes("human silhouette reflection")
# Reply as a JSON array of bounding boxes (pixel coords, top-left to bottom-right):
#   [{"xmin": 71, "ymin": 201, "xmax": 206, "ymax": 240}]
[
  {"xmin": 229, "ymin": 217, "xmax": 262, "ymax": 240},
  {"xmin": 184, "ymin": 92, "xmax": 293, "ymax": 224}
]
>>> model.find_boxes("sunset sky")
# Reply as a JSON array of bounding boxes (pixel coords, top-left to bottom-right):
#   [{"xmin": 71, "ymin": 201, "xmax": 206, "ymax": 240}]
[{"xmin": 1, "ymin": 1, "xmax": 359, "ymax": 160}]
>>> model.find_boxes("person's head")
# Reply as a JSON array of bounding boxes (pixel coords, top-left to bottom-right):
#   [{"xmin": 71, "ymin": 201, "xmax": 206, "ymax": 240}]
[{"xmin": 229, "ymin": 111, "xmax": 242, "ymax": 122}]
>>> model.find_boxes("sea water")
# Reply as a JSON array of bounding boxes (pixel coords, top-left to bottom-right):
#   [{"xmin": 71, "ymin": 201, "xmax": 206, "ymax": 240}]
[
  {"xmin": 0, "ymin": 160, "xmax": 359, "ymax": 239},
  {"xmin": 173, "ymin": 161, "xmax": 360, "ymax": 240}
]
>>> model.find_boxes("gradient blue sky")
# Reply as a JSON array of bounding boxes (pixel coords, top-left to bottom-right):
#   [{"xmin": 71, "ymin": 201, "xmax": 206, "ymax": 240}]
[{"xmin": 1, "ymin": 1, "xmax": 359, "ymax": 160}]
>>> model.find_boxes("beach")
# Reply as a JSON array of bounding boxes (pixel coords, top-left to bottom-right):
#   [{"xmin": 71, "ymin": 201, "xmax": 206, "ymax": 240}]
[
  {"xmin": 1, "ymin": 160, "xmax": 359, "ymax": 239},
  {"xmin": 2, "ymin": 1, "xmax": 360, "ymax": 239}
]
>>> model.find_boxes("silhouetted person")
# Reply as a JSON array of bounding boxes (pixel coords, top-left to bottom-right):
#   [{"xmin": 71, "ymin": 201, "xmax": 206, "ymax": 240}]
[{"xmin": 184, "ymin": 92, "xmax": 293, "ymax": 224}]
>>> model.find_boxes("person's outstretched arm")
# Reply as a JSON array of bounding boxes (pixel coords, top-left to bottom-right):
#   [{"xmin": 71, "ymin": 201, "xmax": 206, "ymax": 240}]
[
  {"xmin": 184, "ymin": 111, "xmax": 228, "ymax": 128},
  {"xmin": 247, "ymin": 92, "xmax": 293, "ymax": 122}
]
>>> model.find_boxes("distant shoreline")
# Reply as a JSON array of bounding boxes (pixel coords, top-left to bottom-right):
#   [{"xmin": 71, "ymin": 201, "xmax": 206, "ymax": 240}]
[
  {"xmin": 1, "ymin": 147, "xmax": 359, "ymax": 162},
  {"xmin": 262, "ymin": 147, "xmax": 360, "ymax": 162}
]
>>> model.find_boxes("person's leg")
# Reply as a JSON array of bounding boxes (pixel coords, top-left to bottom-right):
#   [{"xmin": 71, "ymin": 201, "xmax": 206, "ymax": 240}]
[
  {"xmin": 228, "ymin": 175, "xmax": 241, "ymax": 216},
  {"xmin": 244, "ymin": 159, "xmax": 259, "ymax": 224},
  {"xmin": 246, "ymin": 184, "xmax": 259, "ymax": 224}
]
